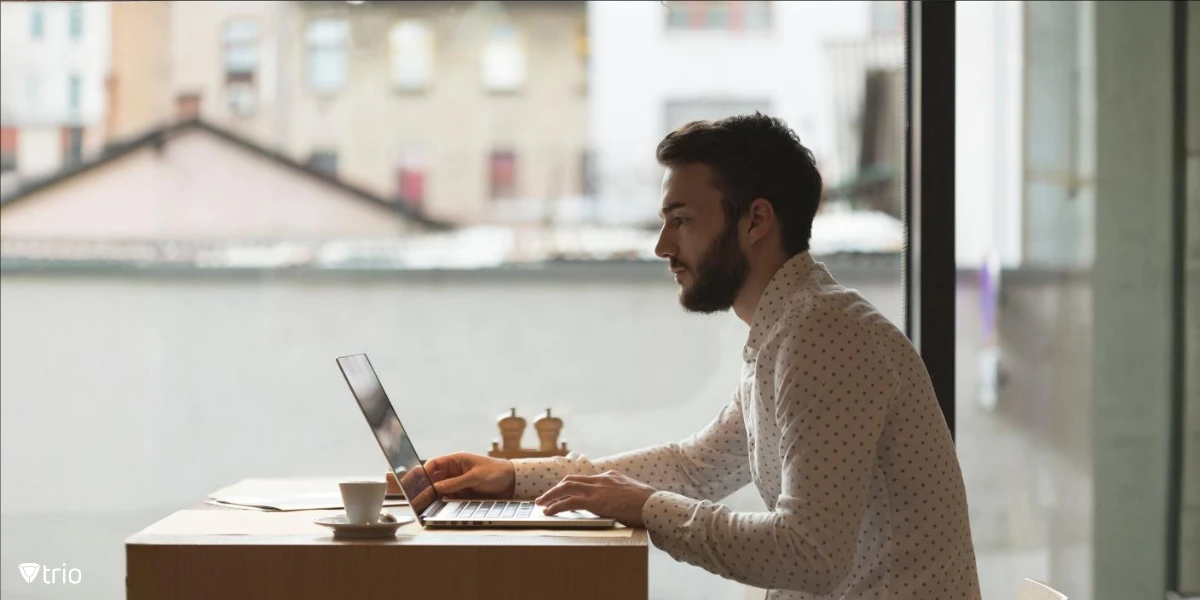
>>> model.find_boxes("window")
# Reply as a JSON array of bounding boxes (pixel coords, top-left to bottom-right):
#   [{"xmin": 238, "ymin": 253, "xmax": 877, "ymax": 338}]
[
  {"xmin": 68, "ymin": 74, "xmax": 81, "ymax": 113},
  {"xmin": 27, "ymin": 75, "xmax": 40, "ymax": 105},
  {"xmin": 30, "ymin": 7, "xmax": 44, "ymax": 40},
  {"xmin": 389, "ymin": 20, "xmax": 433, "ymax": 92},
  {"xmin": 481, "ymin": 25, "xmax": 526, "ymax": 93},
  {"xmin": 62, "ymin": 127, "xmax": 83, "ymax": 166},
  {"xmin": 580, "ymin": 149, "xmax": 596, "ymax": 197},
  {"xmin": 489, "ymin": 150, "xmax": 517, "ymax": 200},
  {"xmin": 306, "ymin": 150, "xmax": 338, "ymax": 177},
  {"xmin": 0, "ymin": 127, "xmax": 17, "ymax": 172},
  {"xmin": 223, "ymin": 19, "xmax": 260, "ymax": 116},
  {"xmin": 306, "ymin": 20, "xmax": 348, "ymax": 93},
  {"xmin": 666, "ymin": 1, "xmax": 771, "ymax": 33},
  {"xmin": 223, "ymin": 20, "xmax": 260, "ymax": 83},
  {"xmin": 68, "ymin": 4, "xmax": 83, "ymax": 40},
  {"xmin": 395, "ymin": 147, "xmax": 427, "ymax": 209}
]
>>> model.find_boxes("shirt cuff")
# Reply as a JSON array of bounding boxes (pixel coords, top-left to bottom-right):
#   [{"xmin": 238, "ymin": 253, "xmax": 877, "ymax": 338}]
[
  {"xmin": 641, "ymin": 490, "xmax": 699, "ymax": 555},
  {"xmin": 511, "ymin": 456, "xmax": 576, "ymax": 499}
]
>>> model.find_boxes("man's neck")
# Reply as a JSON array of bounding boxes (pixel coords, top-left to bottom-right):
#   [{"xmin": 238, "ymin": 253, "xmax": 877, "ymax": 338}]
[{"xmin": 732, "ymin": 252, "xmax": 791, "ymax": 327}]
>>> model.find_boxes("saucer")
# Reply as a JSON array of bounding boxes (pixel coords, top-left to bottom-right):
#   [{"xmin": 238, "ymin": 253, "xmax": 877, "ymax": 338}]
[{"xmin": 314, "ymin": 512, "xmax": 413, "ymax": 539}]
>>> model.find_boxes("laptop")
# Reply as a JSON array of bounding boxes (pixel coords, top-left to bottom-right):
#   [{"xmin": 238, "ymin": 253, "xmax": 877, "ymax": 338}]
[{"xmin": 336, "ymin": 353, "xmax": 616, "ymax": 529}]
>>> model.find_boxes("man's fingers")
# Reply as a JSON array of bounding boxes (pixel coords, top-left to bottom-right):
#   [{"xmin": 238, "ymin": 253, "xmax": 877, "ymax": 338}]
[
  {"xmin": 431, "ymin": 474, "xmax": 475, "ymax": 495},
  {"xmin": 542, "ymin": 495, "xmax": 589, "ymax": 516},
  {"xmin": 535, "ymin": 481, "xmax": 593, "ymax": 506}
]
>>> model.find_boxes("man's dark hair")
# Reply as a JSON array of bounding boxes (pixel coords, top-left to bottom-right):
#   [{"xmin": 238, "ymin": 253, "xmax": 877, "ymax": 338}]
[{"xmin": 655, "ymin": 112, "xmax": 823, "ymax": 256}]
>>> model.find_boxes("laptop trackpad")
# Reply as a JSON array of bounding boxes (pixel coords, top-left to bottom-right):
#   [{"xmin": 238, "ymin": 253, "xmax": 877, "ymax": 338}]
[{"xmin": 553, "ymin": 509, "xmax": 602, "ymax": 520}]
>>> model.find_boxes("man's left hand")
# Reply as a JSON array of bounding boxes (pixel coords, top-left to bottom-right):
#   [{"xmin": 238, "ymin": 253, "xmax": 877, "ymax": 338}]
[{"xmin": 534, "ymin": 470, "xmax": 658, "ymax": 528}]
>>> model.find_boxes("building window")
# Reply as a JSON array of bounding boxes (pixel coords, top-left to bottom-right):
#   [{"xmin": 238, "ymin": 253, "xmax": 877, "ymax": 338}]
[
  {"xmin": 68, "ymin": 4, "xmax": 83, "ymax": 40},
  {"xmin": 307, "ymin": 151, "xmax": 339, "ymax": 177},
  {"xmin": 0, "ymin": 127, "xmax": 17, "ymax": 172},
  {"xmin": 666, "ymin": 1, "xmax": 771, "ymax": 33},
  {"xmin": 580, "ymin": 149, "xmax": 596, "ymax": 197},
  {"xmin": 223, "ymin": 20, "xmax": 260, "ymax": 83},
  {"xmin": 68, "ymin": 74, "xmax": 81, "ymax": 113},
  {"xmin": 389, "ymin": 20, "xmax": 433, "ymax": 92},
  {"xmin": 306, "ymin": 20, "xmax": 348, "ymax": 93},
  {"xmin": 27, "ymin": 75, "xmax": 40, "ymax": 106},
  {"xmin": 62, "ymin": 127, "xmax": 84, "ymax": 166},
  {"xmin": 31, "ymin": 7, "xmax": 44, "ymax": 40},
  {"xmin": 489, "ymin": 150, "xmax": 517, "ymax": 200},
  {"xmin": 223, "ymin": 19, "xmax": 260, "ymax": 116},
  {"xmin": 481, "ymin": 25, "xmax": 526, "ymax": 93},
  {"xmin": 395, "ymin": 147, "xmax": 427, "ymax": 209}
]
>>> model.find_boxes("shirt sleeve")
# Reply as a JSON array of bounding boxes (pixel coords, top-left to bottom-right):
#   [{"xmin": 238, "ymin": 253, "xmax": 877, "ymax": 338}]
[
  {"xmin": 641, "ymin": 320, "xmax": 896, "ymax": 594},
  {"xmin": 511, "ymin": 397, "xmax": 752, "ymax": 501}
]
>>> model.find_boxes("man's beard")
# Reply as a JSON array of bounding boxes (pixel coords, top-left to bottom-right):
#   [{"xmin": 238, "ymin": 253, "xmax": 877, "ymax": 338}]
[{"xmin": 674, "ymin": 221, "xmax": 749, "ymax": 314}]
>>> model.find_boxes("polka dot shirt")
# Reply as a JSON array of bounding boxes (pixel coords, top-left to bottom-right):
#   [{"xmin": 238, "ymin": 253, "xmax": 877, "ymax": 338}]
[{"xmin": 514, "ymin": 252, "xmax": 981, "ymax": 599}]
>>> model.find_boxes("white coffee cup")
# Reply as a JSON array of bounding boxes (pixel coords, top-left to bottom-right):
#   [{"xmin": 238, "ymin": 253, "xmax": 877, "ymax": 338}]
[{"xmin": 338, "ymin": 481, "xmax": 388, "ymax": 525}]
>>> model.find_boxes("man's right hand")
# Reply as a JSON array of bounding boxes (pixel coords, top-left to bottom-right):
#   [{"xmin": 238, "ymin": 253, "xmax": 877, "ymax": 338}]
[{"xmin": 423, "ymin": 452, "xmax": 516, "ymax": 499}]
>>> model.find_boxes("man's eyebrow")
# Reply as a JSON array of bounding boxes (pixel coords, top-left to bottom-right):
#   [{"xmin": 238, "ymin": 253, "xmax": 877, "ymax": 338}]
[{"xmin": 659, "ymin": 202, "xmax": 687, "ymax": 218}]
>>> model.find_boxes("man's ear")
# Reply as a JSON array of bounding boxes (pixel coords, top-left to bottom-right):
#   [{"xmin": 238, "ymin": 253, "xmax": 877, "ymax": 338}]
[{"xmin": 744, "ymin": 198, "xmax": 776, "ymax": 247}]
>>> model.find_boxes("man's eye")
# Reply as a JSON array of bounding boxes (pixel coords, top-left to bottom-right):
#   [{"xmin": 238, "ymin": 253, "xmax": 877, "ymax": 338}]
[{"xmin": 671, "ymin": 217, "xmax": 688, "ymax": 226}]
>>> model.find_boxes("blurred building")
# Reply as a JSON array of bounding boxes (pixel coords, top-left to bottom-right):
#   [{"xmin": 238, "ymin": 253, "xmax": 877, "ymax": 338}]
[
  {"xmin": 105, "ymin": 0, "xmax": 588, "ymax": 226},
  {"xmin": 0, "ymin": 2, "xmax": 111, "ymax": 192},
  {"xmin": 586, "ymin": 0, "xmax": 900, "ymax": 226},
  {"xmin": 0, "ymin": 119, "xmax": 437, "ymax": 243}
]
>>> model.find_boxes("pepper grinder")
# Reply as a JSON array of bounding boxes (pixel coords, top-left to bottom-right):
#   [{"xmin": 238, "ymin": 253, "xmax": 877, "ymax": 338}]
[
  {"xmin": 497, "ymin": 407, "xmax": 526, "ymax": 452},
  {"xmin": 533, "ymin": 408, "xmax": 563, "ymax": 452}
]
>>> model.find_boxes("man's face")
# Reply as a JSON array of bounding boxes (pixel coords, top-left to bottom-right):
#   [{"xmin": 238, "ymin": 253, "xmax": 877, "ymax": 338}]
[{"xmin": 655, "ymin": 164, "xmax": 748, "ymax": 314}]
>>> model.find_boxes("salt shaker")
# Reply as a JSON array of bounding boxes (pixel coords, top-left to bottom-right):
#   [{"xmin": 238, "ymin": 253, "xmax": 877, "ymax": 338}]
[
  {"xmin": 497, "ymin": 408, "xmax": 526, "ymax": 451},
  {"xmin": 533, "ymin": 408, "xmax": 563, "ymax": 452}
]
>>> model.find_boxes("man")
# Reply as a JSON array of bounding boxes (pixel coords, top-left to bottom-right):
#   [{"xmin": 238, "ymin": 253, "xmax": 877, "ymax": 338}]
[{"xmin": 424, "ymin": 114, "xmax": 980, "ymax": 599}]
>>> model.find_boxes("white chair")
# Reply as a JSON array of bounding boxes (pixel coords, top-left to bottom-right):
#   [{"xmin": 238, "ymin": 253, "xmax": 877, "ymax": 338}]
[{"xmin": 1019, "ymin": 578, "xmax": 1068, "ymax": 600}]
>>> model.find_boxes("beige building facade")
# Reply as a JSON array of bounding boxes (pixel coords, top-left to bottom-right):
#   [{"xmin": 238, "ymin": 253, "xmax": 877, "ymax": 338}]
[{"xmin": 108, "ymin": 1, "xmax": 588, "ymax": 225}]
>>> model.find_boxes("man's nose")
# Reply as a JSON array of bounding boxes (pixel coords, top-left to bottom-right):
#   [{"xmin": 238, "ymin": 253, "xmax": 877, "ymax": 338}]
[{"xmin": 655, "ymin": 226, "xmax": 675, "ymax": 260}]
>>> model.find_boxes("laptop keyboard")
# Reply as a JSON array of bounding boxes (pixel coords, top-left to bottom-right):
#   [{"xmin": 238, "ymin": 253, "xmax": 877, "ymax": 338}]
[{"xmin": 452, "ymin": 500, "xmax": 534, "ymax": 520}]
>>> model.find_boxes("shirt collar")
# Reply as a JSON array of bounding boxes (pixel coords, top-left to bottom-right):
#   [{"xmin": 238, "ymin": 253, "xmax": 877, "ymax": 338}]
[{"xmin": 742, "ymin": 251, "xmax": 817, "ymax": 362}]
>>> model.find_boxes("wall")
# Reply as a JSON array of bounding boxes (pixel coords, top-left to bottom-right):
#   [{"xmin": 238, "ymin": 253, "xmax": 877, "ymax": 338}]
[
  {"xmin": 0, "ymin": 129, "xmax": 416, "ymax": 239},
  {"xmin": 107, "ymin": 1, "xmax": 173, "ymax": 140},
  {"xmin": 12, "ymin": 128, "xmax": 61, "ymax": 181},
  {"xmin": 1181, "ymin": 0, "xmax": 1200, "ymax": 592},
  {"xmin": 0, "ymin": 260, "xmax": 1108, "ymax": 599},
  {"xmin": 0, "ymin": 264, "xmax": 901, "ymax": 599},
  {"xmin": 1092, "ymin": 3, "xmax": 1179, "ymax": 599}
]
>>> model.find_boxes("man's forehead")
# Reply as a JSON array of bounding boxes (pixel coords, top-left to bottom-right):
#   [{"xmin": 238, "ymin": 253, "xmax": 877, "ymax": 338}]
[{"xmin": 661, "ymin": 164, "xmax": 721, "ymax": 207}]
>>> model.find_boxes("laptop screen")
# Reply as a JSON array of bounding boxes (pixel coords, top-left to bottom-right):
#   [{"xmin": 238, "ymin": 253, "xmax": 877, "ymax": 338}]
[{"xmin": 336, "ymin": 354, "xmax": 441, "ymax": 521}]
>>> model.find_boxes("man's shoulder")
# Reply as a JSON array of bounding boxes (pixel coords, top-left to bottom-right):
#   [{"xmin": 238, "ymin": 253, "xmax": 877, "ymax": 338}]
[
  {"xmin": 764, "ymin": 284, "xmax": 910, "ymax": 365},
  {"xmin": 773, "ymin": 281, "xmax": 890, "ymax": 332}
]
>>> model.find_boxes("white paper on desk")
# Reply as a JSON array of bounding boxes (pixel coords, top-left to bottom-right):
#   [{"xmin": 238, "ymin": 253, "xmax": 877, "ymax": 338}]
[
  {"xmin": 206, "ymin": 477, "xmax": 407, "ymax": 511},
  {"xmin": 206, "ymin": 494, "xmax": 409, "ymax": 512}
]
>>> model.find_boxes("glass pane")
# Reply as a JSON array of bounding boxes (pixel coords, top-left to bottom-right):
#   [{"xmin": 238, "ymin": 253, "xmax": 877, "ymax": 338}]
[
  {"xmin": 957, "ymin": 2, "xmax": 1188, "ymax": 599},
  {"xmin": 0, "ymin": 2, "xmax": 906, "ymax": 599}
]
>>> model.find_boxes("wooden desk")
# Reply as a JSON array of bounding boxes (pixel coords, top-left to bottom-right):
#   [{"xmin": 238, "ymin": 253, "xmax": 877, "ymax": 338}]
[{"xmin": 126, "ymin": 480, "xmax": 649, "ymax": 600}]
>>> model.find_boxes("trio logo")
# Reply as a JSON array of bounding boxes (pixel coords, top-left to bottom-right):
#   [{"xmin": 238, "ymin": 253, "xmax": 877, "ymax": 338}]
[{"xmin": 18, "ymin": 562, "xmax": 82, "ymax": 584}]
